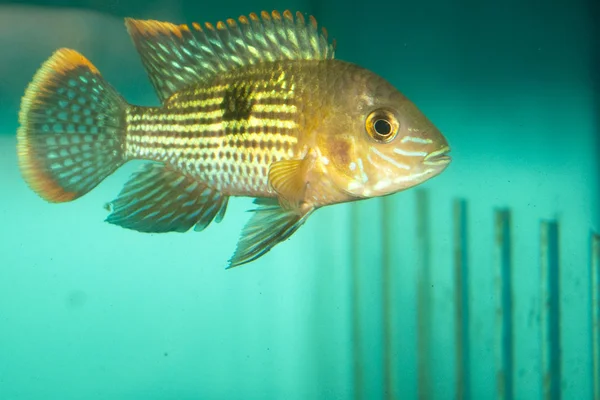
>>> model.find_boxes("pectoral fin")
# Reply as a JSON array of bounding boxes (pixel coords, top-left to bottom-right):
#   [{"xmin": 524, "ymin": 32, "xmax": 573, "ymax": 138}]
[
  {"xmin": 227, "ymin": 198, "xmax": 313, "ymax": 268},
  {"xmin": 268, "ymin": 156, "xmax": 313, "ymax": 210},
  {"xmin": 105, "ymin": 163, "xmax": 228, "ymax": 233}
]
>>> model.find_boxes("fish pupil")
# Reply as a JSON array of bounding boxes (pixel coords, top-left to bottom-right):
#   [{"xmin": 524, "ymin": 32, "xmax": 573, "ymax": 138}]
[{"xmin": 374, "ymin": 119, "xmax": 392, "ymax": 136}]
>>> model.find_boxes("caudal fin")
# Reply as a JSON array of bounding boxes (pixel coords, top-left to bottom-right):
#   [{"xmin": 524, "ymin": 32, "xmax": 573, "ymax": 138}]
[{"xmin": 17, "ymin": 48, "xmax": 127, "ymax": 203}]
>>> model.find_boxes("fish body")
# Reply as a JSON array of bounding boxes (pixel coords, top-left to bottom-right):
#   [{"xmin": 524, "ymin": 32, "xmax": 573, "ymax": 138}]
[
  {"xmin": 17, "ymin": 10, "xmax": 451, "ymax": 267},
  {"xmin": 127, "ymin": 60, "xmax": 331, "ymax": 200}
]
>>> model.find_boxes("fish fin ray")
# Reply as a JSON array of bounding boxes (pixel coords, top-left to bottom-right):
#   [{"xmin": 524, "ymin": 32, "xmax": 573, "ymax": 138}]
[
  {"xmin": 268, "ymin": 156, "xmax": 313, "ymax": 210},
  {"xmin": 125, "ymin": 19, "xmax": 204, "ymax": 102},
  {"xmin": 251, "ymin": 197, "xmax": 279, "ymax": 210},
  {"xmin": 227, "ymin": 204, "xmax": 313, "ymax": 268},
  {"xmin": 124, "ymin": 10, "xmax": 335, "ymax": 102},
  {"xmin": 105, "ymin": 163, "xmax": 228, "ymax": 233},
  {"xmin": 213, "ymin": 197, "xmax": 229, "ymax": 224},
  {"xmin": 17, "ymin": 48, "xmax": 127, "ymax": 203}
]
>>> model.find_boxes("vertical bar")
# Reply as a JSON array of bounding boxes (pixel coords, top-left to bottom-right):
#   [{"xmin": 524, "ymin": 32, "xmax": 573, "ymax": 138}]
[
  {"xmin": 381, "ymin": 196, "xmax": 394, "ymax": 400},
  {"xmin": 350, "ymin": 202, "xmax": 364, "ymax": 400},
  {"xmin": 540, "ymin": 221, "xmax": 561, "ymax": 400},
  {"xmin": 591, "ymin": 233, "xmax": 600, "ymax": 399},
  {"xmin": 453, "ymin": 199, "xmax": 470, "ymax": 400},
  {"xmin": 494, "ymin": 209, "xmax": 514, "ymax": 400},
  {"xmin": 416, "ymin": 190, "xmax": 432, "ymax": 399}
]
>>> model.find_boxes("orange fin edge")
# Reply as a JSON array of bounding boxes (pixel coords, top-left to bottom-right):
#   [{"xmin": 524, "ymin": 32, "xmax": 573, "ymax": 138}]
[
  {"xmin": 124, "ymin": 18, "xmax": 189, "ymax": 40},
  {"xmin": 17, "ymin": 48, "xmax": 125, "ymax": 203},
  {"xmin": 18, "ymin": 49, "xmax": 100, "ymax": 203}
]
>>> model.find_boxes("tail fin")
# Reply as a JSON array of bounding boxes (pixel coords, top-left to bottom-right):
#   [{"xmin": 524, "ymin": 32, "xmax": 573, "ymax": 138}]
[{"xmin": 17, "ymin": 48, "xmax": 127, "ymax": 203}]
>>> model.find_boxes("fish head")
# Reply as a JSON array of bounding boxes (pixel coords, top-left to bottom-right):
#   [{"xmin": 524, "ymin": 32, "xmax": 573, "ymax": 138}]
[{"xmin": 319, "ymin": 64, "xmax": 451, "ymax": 199}]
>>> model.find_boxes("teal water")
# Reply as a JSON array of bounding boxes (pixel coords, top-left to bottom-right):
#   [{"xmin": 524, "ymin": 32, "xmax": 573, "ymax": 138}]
[{"xmin": 0, "ymin": 0, "xmax": 598, "ymax": 399}]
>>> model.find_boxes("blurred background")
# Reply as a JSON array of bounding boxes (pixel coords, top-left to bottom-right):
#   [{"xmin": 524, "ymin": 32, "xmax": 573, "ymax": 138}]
[{"xmin": 0, "ymin": 0, "xmax": 598, "ymax": 398}]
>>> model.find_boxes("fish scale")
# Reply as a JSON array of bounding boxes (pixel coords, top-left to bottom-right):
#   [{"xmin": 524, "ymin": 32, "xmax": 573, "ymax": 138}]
[{"xmin": 125, "ymin": 62, "xmax": 305, "ymax": 196}]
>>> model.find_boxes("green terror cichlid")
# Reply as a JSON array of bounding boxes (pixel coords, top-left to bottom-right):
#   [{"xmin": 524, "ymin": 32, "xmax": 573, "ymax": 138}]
[{"xmin": 17, "ymin": 10, "xmax": 451, "ymax": 268}]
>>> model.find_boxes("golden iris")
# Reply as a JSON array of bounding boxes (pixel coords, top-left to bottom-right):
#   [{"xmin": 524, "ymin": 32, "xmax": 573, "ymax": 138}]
[{"xmin": 365, "ymin": 108, "xmax": 399, "ymax": 143}]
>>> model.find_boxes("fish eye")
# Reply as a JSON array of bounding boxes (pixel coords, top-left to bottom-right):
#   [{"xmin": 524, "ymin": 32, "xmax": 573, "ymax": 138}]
[{"xmin": 365, "ymin": 109, "xmax": 399, "ymax": 143}]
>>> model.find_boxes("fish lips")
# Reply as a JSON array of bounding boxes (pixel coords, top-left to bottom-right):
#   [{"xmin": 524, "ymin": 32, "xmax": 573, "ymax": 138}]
[{"xmin": 423, "ymin": 145, "xmax": 451, "ymax": 166}]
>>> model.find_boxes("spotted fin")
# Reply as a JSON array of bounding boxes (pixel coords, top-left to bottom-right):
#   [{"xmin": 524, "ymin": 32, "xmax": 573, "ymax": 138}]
[
  {"xmin": 17, "ymin": 48, "xmax": 127, "ymax": 203},
  {"xmin": 105, "ymin": 163, "xmax": 228, "ymax": 233},
  {"xmin": 227, "ymin": 198, "xmax": 313, "ymax": 268},
  {"xmin": 124, "ymin": 10, "xmax": 336, "ymax": 102},
  {"xmin": 268, "ymin": 158, "xmax": 311, "ymax": 210}
]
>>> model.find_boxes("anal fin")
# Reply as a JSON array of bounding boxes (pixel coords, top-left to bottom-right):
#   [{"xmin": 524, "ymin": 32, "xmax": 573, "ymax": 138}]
[
  {"xmin": 106, "ymin": 163, "xmax": 228, "ymax": 233},
  {"xmin": 227, "ymin": 198, "xmax": 313, "ymax": 268}
]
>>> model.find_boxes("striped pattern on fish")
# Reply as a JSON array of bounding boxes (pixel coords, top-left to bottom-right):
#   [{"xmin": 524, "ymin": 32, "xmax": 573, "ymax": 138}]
[{"xmin": 125, "ymin": 63, "xmax": 309, "ymax": 197}]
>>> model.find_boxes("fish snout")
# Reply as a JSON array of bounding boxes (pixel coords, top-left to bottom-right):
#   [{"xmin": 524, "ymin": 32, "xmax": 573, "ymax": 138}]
[{"xmin": 423, "ymin": 145, "xmax": 451, "ymax": 166}]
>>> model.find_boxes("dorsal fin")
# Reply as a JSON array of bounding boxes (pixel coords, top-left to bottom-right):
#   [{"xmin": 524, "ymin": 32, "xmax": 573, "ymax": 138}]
[{"xmin": 125, "ymin": 10, "xmax": 336, "ymax": 103}]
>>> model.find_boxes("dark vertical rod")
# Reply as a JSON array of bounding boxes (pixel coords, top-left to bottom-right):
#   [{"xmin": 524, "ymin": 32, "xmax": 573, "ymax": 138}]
[
  {"xmin": 540, "ymin": 221, "xmax": 561, "ymax": 400},
  {"xmin": 416, "ymin": 190, "xmax": 432, "ymax": 399},
  {"xmin": 591, "ymin": 234, "xmax": 600, "ymax": 399},
  {"xmin": 350, "ymin": 202, "xmax": 364, "ymax": 400},
  {"xmin": 381, "ymin": 196, "xmax": 394, "ymax": 399},
  {"xmin": 453, "ymin": 200, "xmax": 470, "ymax": 400},
  {"xmin": 494, "ymin": 209, "xmax": 514, "ymax": 400}
]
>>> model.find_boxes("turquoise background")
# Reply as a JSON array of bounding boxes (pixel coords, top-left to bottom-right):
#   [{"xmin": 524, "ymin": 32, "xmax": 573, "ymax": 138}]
[{"xmin": 0, "ymin": 0, "xmax": 598, "ymax": 399}]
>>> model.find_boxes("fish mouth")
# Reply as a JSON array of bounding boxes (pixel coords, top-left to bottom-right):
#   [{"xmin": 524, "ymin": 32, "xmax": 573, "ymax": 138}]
[{"xmin": 423, "ymin": 146, "xmax": 451, "ymax": 166}]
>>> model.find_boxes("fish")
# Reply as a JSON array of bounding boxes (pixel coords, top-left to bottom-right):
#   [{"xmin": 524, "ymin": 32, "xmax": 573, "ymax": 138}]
[{"xmin": 16, "ymin": 10, "xmax": 451, "ymax": 268}]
